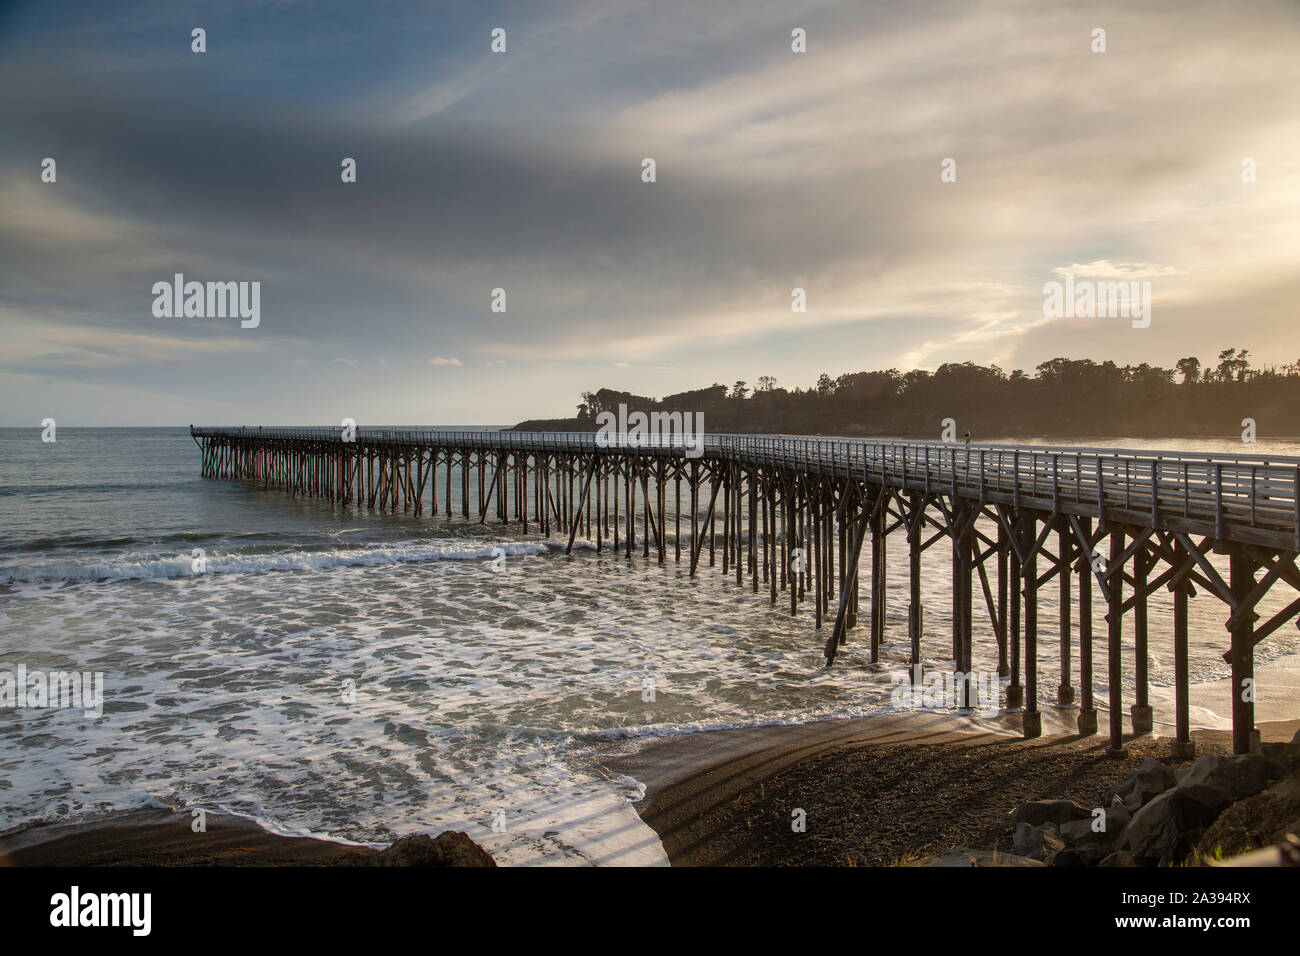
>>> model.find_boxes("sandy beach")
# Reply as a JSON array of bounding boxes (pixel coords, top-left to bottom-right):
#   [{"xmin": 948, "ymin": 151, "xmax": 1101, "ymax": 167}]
[
  {"xmin": 606, "ymin": 713, "xmax": 1300, "ymax": 866},
  {"xmin": 597, "ymin": 649, "xmax": 1300, "ymax": 866}
]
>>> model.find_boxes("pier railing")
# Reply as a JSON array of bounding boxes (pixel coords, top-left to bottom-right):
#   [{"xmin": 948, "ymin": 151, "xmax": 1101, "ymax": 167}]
[{"xmin": 191, "ymin": 427, "xmax": 1300, "ymax": 549}]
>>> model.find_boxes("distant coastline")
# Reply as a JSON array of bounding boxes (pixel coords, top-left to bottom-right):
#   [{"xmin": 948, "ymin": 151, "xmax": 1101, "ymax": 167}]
[{"xmin": 511, "ymin": 350, "xmax": 1300, "ymax": 441}]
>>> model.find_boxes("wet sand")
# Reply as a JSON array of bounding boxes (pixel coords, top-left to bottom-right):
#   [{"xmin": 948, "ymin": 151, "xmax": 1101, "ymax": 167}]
[{"xmin": 0, "ymin": 810, "xmax": 376, "ymax": 867}]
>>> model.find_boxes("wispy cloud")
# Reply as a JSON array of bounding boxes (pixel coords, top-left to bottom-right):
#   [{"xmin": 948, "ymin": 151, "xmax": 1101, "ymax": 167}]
[
  {"xmin": 2, "ymin": 0, "xmax": 1299, "ymax": 425},
  {"xmin": 1052, "ymin": 261, "xmax": 1185, "ymax": 279}
]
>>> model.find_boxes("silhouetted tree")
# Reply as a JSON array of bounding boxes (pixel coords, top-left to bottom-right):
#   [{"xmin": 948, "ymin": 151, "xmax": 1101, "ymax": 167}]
[
  {"xmin": 518, "ymin": 347, "xmax": 1300, "ymax": 438},
  {"xmin": 1176, "ymin": 357, "xmax": 1201, "ymax": 385}
]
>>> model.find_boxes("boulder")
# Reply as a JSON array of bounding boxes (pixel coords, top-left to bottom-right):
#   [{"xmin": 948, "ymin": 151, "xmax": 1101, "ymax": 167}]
[
  {"xmin": 1176, "ymin": 754, "xmax": 1278, "ymax": 805},
  {"xmin": 1171, "ymin": 828, "xmax": 1207, "ymax": 865},
  {"xmin": 1107, "ymin": 758, "xmax": 1176, "ymax": 811},
  {"xmin": 1257, "ymin": 728, "xmax": 1300, "ymax": 769},
  {"xmin": 1124, "ymin": 790, "xmax": 1185, "ymax": 863},
  {"xmin": 367, "ymin": 831, "xmax": 496, "ymax": 867},
  {"xmin": 1010, "ymin": 799, "xmax": 1091, "ymax": 829},
  {"xmin": 1042, "ymin": 826, "xmax": 1067, "ymax": 862},
  {"xmin": 1126, "ymin": 787, "xmax": 1233, "ymax": 864},
  {"xmin": 1259, "ymin": 741, "xmax": 1296, "ymax": 770},
  {"xmin": 1198, "ymin": 776, "xmax": 1300, "ymax": 859},
  {"xmin": 1059, "ymin": 804, "xmax": 1131, "ymax": 864},
  {"xmin": 923, "ymin": 849, "xmax": 1044, "ymax": 867},
  {"xmin": 1013, "ymin": 822, "xmax": 1064, "ymax": 861},
  {"xmin": 1105, "ymin": 803, "xmax": 1133, "ymax": 833},
  {"xmin": 1098, "ymin": 850, "xmax": 1136, "ymax": 866}
]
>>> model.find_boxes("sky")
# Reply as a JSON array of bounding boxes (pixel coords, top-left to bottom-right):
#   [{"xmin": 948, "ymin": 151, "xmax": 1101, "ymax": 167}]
[{"xmin": 1, "ymin": 0, "xmax": 1299, "ymax": 426}]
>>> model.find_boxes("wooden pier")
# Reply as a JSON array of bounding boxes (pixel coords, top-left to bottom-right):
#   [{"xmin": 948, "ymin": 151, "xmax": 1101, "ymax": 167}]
[{"xmin": 191, "ymin": 426, "xmax": 1300, "ymax": 756}]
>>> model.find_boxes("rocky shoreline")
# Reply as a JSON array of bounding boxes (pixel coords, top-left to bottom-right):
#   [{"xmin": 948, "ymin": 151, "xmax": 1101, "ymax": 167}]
[
  {"xmin": 616, "ymin": 715, "xmax": 1300, "ymax": 866},
  {"xmin": 1006, "ymin": 732, "xmax": 1300, "ymax": 866}
]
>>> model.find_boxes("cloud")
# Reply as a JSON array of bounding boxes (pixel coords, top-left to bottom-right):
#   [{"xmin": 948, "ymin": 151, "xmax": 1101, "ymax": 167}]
[
  {"xmin": 0, "ymin": 319, "xmax": 265, "ymax": 372},
  {"xmin": 1051, "ymin": 261, "xmax": 1185, "ymax": 279},
  {"xmin": 3, "ymin": 0, "xmax": 1300, "ymax": 425}
]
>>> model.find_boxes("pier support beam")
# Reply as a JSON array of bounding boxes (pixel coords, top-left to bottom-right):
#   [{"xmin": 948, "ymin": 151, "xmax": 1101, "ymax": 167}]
[
  {"xmin": 1172, "ymin": 570, "xmax": 1195, "ymax": 759},
  {"xmin": 996, "ymin": 526, "xmax": 1009, "ymax": 677},
  {"xmin": 1077, "ymin": 517, "xmax": 1097, "ymax": 736},
  {"xmin": 1106, "ymin": 528, "xmax": 1127, "ymax": 757},
  {"xmin": 1130, "ymin": 548, "xmax": 1154, "ymax": 736},
  {"xmin": 1057, "ymin": 525, "xmax": 1075, "ymax": 706},
  {"xmin": 1006, "ymin": 521, "xmax": 1023, "ymax": 709},
  {"xmin": 1021, "ymin": 515, "xmax": 1041, "ymax": 739},
  {"xmin": 870, "ymin": 503, "xmax": 886, "ymax": 663},
  {"xmin": 1228, "ymin": 550, "xmax": 1261, "ymax": 755},
  {"xmin": 908, "ymin": 495, "xmax": 923, "ymax": 682},
  {"xmin": 824, "ymin": 513, "xmax": 869, "ymax": 666},
  {"xmin": 951, "ymin": 504, "xmax": 975, "ymax": 709}
]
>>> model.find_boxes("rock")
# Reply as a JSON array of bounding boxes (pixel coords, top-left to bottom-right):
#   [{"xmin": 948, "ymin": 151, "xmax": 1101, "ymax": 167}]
[
  {"xmin": 1126, "ymin": 787, "xmax": 1230, "ymax": 864},
  {"xmin": 1059, "ymin": 804, "xmax": 1131, "ymax": 864},
  {"xmin": 1259, "ymin": 741, "xmax": 1294, "ymax": 769},
  {"xmin": 923, "ymin": 849, "xmax": 1044, "ymax": 867},
  {"xmin": 1013, "ymin": 822, "xmax": 1064, "ymax": 861},
  {"xmin": 1041, "ymin": 826, "xmax": 1066, "ymax": 862},
  {"xmin": 1012, "ymin": 822, "xmax": 1039, "ymax": 857},
  {"xmin": 334, "ymin": 850, "xmax": 375, "ymax": 866},
  {"xmin": 1124, "ymin": 790, "xmax": 1185, "ymax": 863},
  {"xmin": 1010, "ymin": 799, "xmax": 1091, "ymax": 829},
  {"xmin": 1177, "ymin": 781, "xmax": 1235, "ymax": 816},
  {"xmin": 1172, "ymin": 828, "xmax": 1207, "ymax": 865},
  {"xmin": 1257, "ymin": 729, "xmax": 1300, "ymax": 769},
  {"xmin": 1282, "ymin": 728, "xmax": 1300, "ymax": 761},
  {"xmin": 1108, "ymin": 758, "xmax": 1177, "ymax": 811},
  {"xmin": 1050, "ymin": 848, "xmax": 1085, "ymax": 867},
  {"xmin": 1105, "ymin": 803, "xmax": 1133, "ymax": 833},
  {"xmin": 1098, "ymin": 850, "xmax": 1136, "ymax": 867},
  {"xmin": 1198, "ymin": 777, "xmax": 1300, "ymax": 860},
  {"xmin": 364, "ymin": 831, "xmax": 496, "ymax": 867},
  {"xmin": 1058, "ymin": 818, "xmax": 1094, "ymax": 844},
  {"xmin": 1177, "ymin": 754, "xmax": 1278, "ymax": 805}
]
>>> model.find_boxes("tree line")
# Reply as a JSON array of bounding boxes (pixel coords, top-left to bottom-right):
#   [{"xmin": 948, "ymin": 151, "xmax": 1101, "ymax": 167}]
[{"xmin": 511, "ymin": 349, "xmax": 1300, "ymax": 438}]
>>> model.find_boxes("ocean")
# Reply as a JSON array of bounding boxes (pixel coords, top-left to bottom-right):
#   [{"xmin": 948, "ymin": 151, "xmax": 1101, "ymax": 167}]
[{"xmin": 3, "ymin": 427, "xmax": 1299, "ymax": 865}]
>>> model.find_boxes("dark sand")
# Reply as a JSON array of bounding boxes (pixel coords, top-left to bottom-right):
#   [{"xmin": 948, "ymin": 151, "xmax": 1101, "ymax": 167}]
[
  {"xmin": 0, "ymin": 810, "xmax": 378, "ymax": 867},
  {"xmin": 605, "ymin": 713, "xmax": 1300, "ymax": 866}
]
